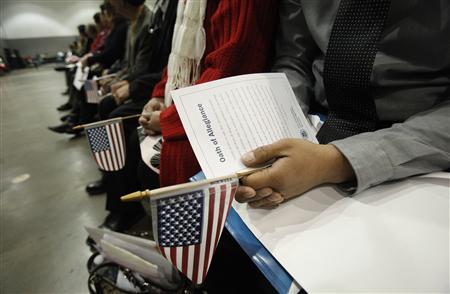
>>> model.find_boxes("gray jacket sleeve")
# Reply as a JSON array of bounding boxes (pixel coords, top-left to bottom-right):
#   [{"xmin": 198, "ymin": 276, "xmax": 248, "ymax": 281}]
[
  {"xmin": 124, "ymin": 30, "xmax": 154, "ymax": 83},
  {"xmin": 331, "ymin": 99, "xmax": 450, "ymax": 194},
  {"xmin": 271, "ymin": 0, "xmax": 320, "ymax": 115}
]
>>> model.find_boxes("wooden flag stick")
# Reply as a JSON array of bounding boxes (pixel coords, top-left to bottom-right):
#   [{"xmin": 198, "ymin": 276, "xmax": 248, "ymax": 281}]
[
  {"xmin": 72, "ymin": 114, "xmax": 142, "ymax": 130},
  {"xmin": 93, "ymin": 73, "xmax": 118, "ymax": 81},
  {"xmin": 120, "ymin": 165, "xmax": 271, "ymax": 202}
]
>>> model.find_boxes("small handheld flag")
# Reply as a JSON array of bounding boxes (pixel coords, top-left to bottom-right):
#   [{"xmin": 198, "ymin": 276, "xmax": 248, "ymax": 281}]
[
  {"xmin": 143, "ymin": 177, "xmax": 238, "ymax": 285},
  {"xmin": 85, "ymin": 118, "xmax": 126, "ymax": 171},
  {"xmin": 84, "ymin": 79, "xmax": 101, "ymax": 104}
]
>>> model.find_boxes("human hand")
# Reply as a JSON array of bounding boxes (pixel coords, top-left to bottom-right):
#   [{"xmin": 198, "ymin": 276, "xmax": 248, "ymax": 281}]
[
  {"xmin": 235, "ymin": 139, "xmax": 355, "ymax": 208},
  {"xmin": 111, "ymin": 81, "xmax": 129, "ymax": 104},
  {"xmin": 99, "ymin": 78, "xmax": 115, "ymax": 94},
  {"xmin": 111, "ymin": 80, "xmax": 128, "ymax": 94},
  {"xmin": 80, "ymin": 53, "xmax": 92, "ymax": 68},
  {"xmin": 139, "ymin": 98, "xmax": 165, "ymax": 135},
  {"xmin": 113, "ymin": 83, "xmax": 130, "ymax": 104},
  {"xmin": 66, "ymin": 55, "xmax": 80, "ymax": 64}
]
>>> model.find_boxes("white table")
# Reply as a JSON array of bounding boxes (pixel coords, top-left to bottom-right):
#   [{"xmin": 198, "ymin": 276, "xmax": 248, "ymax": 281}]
[{"xmin": 233, "ymin": 172, "xmax": 450, "ymax": 293}]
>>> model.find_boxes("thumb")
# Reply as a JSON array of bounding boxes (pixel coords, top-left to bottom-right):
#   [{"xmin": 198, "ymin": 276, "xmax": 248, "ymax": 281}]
[
  {"xmin": 241, "ymin": 142, "xmax": 284, "ymax": 167},
  {"xmin": 138, "ymin": 116, "xmax": 147, "ymax": 125}
]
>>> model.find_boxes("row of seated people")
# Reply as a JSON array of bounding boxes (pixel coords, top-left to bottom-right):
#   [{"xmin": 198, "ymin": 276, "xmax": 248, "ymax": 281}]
[
  {"xmin": 51, "ymin": 2, "xmax": 127, "ymax": 119},
  {"xmin": 49, "ymin": 0, "xmax": 449, "ymax": 291},
  {"xmin": 49, "ymin": 0, "xmax": 177, "ymax": 227}
]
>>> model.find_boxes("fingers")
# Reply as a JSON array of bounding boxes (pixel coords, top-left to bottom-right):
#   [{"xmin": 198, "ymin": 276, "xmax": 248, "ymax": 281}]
[
  {"xmin": 111, "ymin": 81, "xmax": 125, "ymax": 93},
  {"xmin": 139, "ymin": 111, "xmax": 161, "ymax": 134},
  {"xmin": 241, "ymin": 165, "xmax": 281, "ymax": 191},
  {"xmin": 143, "ymin": 102, "xmax": 156, "ymax": 113},
  {"xmin": 235, "ymin": 186, "xmax": 256, "ymax": 202},
  {"xmin": 241, "ymin": 140, "xmax": 288, "ymax": 167},
  {"xmin": 144, "ymin": 129, "xmax": 157, "ymax": 136},
  {"xmin": 138, "ymin": 115, "xmax": 149, "ymax": 126},
  {"xmin": 139, "ymin": 101, "xmax": 154, "ymax": 127},
  {"xmin": 149, "ymin": 99, "xmax": 164, "ymax": 111},
  {"xmin": 148, "ymin": 111, "xmax": 161, "ymax": 132},
  {"xmin": 113, "ymin": 94, "xmax": 121, "ymax": 105},
  {"xmin": 248, "ymin": 191, "xmax": 284, "ymax": 208},
  {"xmin": 111, "ymin": 83, "xmax": 119, "ymax": 95},
  {"xmin": 142, "ymin": 99, "xmax": 165, "ymax": 120},
  {"xmin": 235, "ymin": 185, "xmax": 284, "ymax": 208},
  {"xmin": 237, "ymin": 187, "xmax": 273, "ymax": 202},
  {"xmin": 115, "ymin": 88, "xmax": 128, "ymax": 103}
]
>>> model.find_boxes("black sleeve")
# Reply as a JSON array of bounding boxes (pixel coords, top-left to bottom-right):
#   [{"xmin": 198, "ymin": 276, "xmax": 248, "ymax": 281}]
[
  {"xmin": 127, "ymin": 0, "xmax": 178, "ymax": 102},
  {"xmin": 87, "ymin": 22, "xmax": 128, "ymax": 68},
  {"xmin": 107, "ymin": 59, "xmax": 126, "ymax": 74},
  {"xmin": 123, "ymin": 7, "xmax": 165, "ymax": 82},
  {"xmin": 124, "ymin": 30, "xmax": 155, "ymax": 82},
  {"xmin": 128, "ymin": 71, "xmax": 163, "ymax": 102},
  {"xmin": 82, "ymin": 37, "xmax": 94, "ymax": 55}
]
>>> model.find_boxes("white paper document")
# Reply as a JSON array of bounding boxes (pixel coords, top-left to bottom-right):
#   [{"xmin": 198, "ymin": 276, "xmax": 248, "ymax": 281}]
[
  {"xmin": 85, "ymin": 227, "xmax": 180, "ymax": 289},
  {"xmin": 72, "ymin": 62, "xmax": 89, "ymax": 90},
  {"xmin": 171, "ymin": 73, "xmax": 317, "ymax": 178},
  {"xmin": 232, "ymin": 173, "xmax": 450, "ymax": 293}
]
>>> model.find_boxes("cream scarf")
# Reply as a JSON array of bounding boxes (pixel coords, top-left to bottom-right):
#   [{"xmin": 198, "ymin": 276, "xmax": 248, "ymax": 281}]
[{"xmin": 164, "ymin": 0, "xmax": 207, "ymax": 106}]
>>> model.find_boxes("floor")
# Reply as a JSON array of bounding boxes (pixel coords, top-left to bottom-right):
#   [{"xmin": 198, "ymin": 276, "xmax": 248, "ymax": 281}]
[{"xmin": 1, "ymin": 65, "xmax": 106, "ymax": 293}]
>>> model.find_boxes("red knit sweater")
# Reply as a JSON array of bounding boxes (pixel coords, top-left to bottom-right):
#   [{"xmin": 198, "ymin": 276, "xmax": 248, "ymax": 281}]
[{"xmin": 152, "ymin": 0, "xmax": 277, "ymax": 187}]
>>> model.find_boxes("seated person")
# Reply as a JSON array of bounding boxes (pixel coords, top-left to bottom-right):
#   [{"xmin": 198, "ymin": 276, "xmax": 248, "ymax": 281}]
[
  {"xmin": 233, "ymin": 0, "xmax": 450, "ymax": 208},
  {"xmin": 139, "ymin": 0, "xmax": 278, "ymax": 188},
  {"xmin": 90, "ymin": 10, "xmax": 111, "ymax": 54},
  {"xmin": 98, "ymin": 0, "xmax": 178, "ymax": 128},
  {"xmin": 95, "ymin": 0, "xmax": 278, "ymax": 232},
  {"xmin": 207, "ymin": 2, "xmax": 450, "ymax": 292},
  {"xmin": 81, "ymin": 2, "xmax": 128, "ymax": 71},
  {"xmin": 55, "ymin": 24, "xmax": 94, "ymax": 108},
  {"xmin": 48, "ymin": 1, "xmax": 128, "ymax": 133},
  {"xmin": 85, "ymin": 24, "xmax": 98, "ymax": 52},
  {"xmin": 56, "ymin": 6, "xmax": 111, "ymax": 101},
  {"xmin": 73, "ymin": 25, "xmax": 90, "ymax": 57},
  {"xmin": 94, "ymin": 0, "xmax": 178, "ymax": 231}
]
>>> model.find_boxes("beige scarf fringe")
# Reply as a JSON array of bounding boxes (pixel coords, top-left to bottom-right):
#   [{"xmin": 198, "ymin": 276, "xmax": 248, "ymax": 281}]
[{"xmin": 164, "ymin": 0, "xmax": 207, "ymax": 106}]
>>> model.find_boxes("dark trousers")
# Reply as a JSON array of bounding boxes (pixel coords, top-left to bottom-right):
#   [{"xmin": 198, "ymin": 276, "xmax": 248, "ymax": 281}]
[
  {"xmin": 202, "ymin": 229, "xmax": 278, "ymax": 293},
  {"xmin": 104, "ymin": 130, "xmax": 143, "ymax": 213},
  {"xmin": 100, "ymin": 96, "xmax": 155, "ymax": 214},
  {"xmin": 98, "ymin": 96, "xmax": 146, "ymax": 136},
  {"xmin": 64, "ymin": 67, "xmax": 75, "ymax": 91},
  {"xmin": 66, "ymin": 69, "xmax": 76, "ymax": 106},
  {"xmin": 67, "ymin": 88, "xmax": 98, "ymax": 125}
]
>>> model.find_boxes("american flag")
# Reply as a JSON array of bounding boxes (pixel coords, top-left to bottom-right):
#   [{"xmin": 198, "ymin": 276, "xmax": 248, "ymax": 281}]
[
  {"xmin": 84, "ymin": 79, "xmax": 100, "ymax": 104},
  {"xmin": 150, "ymin": 178, "xmax": 239, "ymax": 284},
  {"xmin": 85, "ymin": 119, "xmax": 126, "ymax": 171}
]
